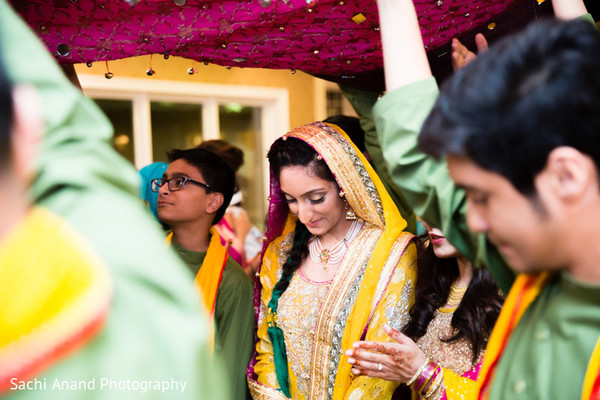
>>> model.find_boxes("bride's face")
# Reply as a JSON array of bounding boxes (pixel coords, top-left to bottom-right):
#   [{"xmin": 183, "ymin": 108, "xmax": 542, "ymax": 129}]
[{"xmin": 279, "ymin": 165, "xmax": 347, "ymax": 237}]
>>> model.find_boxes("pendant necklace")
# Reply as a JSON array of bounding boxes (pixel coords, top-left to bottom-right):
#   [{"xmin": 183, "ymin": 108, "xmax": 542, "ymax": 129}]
[{"xmin": 308, "ymin": 219, "xmax": 363, "ymax": 270}]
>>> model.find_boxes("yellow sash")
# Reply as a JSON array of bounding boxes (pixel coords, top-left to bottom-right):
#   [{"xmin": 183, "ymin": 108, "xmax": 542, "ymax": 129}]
[
  {"xmin": 0, "ymin": 208, "xmax": 112, "ymax": 392},
  {"xmin": 166, "ymin": 227, "xmax": 228, "ymax": 351},
  {"xmin": 477, "ymin": 272, "xmax": 600, "ymax": 400},
  {"xmin": 582, "ymin": 337, "xmax": 600, "ymax": 400}
]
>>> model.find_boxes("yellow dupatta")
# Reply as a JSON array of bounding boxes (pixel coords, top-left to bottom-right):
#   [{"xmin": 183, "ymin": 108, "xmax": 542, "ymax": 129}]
[
  {"xmin": 0, "ymin": 208, "xmax": 112, "ymax": 392},
  {"xmin": 166, "ymin": 227, "xmax": 228, "ymax": 351},
  {"xmin": 249, "ymin": 122, "xmax": 416, "ymax": 399},
  {"xmin": 477, "ymin": 271, "xmax": 600, "ymax": 400}
]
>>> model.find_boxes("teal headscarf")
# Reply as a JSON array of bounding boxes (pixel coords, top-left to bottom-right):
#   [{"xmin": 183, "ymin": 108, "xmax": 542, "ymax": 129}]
[{"xmin": 139, "ymin": 162, "xmax": 168, "ymax": 223}]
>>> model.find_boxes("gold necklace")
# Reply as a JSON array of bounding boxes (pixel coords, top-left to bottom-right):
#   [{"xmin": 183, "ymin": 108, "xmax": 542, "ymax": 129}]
[{"xmin": 439, "ymin": 284, "xmax": 468, "ymax": 313}]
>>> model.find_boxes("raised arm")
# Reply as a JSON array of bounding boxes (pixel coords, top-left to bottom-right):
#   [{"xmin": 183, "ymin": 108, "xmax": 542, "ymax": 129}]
[
  {"xmin": 552, "ymin": 0, "xmax": 588, "ymax": 20},
  {"xmin": 377, "ymin": 0, "xmax": 432, "ymax": 91},
  {"xmin": 372, "ymin": 0, "xmax": 516, "ymax": 293}
]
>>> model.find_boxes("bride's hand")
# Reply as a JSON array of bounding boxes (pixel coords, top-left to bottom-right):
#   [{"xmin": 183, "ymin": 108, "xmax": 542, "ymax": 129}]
[{"xmin": 345, "ymin": 324, "xmax": 427, "ymax": 383}]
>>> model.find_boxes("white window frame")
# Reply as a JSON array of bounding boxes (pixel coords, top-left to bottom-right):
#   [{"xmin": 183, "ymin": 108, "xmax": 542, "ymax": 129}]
[{"xmin": 78, "ymin": 74, "xmax": 289, "ymax": 213}]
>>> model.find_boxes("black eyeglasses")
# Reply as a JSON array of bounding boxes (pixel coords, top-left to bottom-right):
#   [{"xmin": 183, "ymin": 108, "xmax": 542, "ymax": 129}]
[{"xmin": 151, "ymin": 177, "xmax": 212, "ymax": 193}]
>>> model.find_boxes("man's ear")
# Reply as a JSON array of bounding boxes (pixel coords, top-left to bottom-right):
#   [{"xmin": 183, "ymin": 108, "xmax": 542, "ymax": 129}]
[
  {"xmin": 543, "ymin": 146, "xmax": 596, "ymax": 202},
  {"xmin": 206, "ymin": 192, "xmax": 225, "ymax": 215},
  {"xmin": 11, "ymin": 85, "xmax": 42, "ymax": 185}
]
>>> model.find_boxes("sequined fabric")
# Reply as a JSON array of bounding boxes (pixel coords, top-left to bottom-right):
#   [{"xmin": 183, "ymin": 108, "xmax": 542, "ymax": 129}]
[
  {"xmin": 10, "ymin": 0, "xmax": 546, "ymax": 76},
  {"xmin": 278, "ymin": 271, "xmax": 332, "ymax": 398},
  {"xmin": 416, "ymin": 309, "xmax": 482, "ymax": 400},
  {"xmin": 417, "ymin": 310, "xmax": 480, "ymax": 376}
]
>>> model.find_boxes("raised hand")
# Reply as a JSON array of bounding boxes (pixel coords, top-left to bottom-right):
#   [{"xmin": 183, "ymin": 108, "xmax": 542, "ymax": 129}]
[{"xmin": 451, "ymin": 33, "xmax": 488, "ymax": 71}]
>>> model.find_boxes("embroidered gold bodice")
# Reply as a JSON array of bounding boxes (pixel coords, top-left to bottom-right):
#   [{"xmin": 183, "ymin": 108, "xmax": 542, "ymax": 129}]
[
  {"xmin": 278, "ymin": 270, "xmax": 332, "ymax": 398},
  {"xmin": 416, "ymin": 309, "xmax": 481, "ymax": 377}
]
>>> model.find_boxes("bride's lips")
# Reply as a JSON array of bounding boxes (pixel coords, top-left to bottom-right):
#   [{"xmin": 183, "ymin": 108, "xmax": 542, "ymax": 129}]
[{"xmin": 306, "ymin": 219, "xmax": 322, "ymax": 228}]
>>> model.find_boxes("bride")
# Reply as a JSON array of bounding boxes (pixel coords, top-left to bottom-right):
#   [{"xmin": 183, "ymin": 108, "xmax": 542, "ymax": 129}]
[{"xmin": 247, "ymin": 121, "xmax": 418, "ymax": 399}]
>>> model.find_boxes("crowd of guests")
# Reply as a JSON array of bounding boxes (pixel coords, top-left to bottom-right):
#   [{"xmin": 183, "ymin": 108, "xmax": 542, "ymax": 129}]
[{"xmin": 1, "ymin": 0, "xmax": 599, "ymax": 399}]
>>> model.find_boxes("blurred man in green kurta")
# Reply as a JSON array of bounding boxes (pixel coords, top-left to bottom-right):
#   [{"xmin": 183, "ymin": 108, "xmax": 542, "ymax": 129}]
[{"xmin": 0, "ymin": 1, "xmax": 229, "ymax": 399}]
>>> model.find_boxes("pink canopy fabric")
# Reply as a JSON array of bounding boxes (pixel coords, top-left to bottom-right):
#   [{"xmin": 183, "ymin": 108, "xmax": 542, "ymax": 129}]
[{"xmin": 11, "ymin": 0, "xmax": 550, "ymax": 78}]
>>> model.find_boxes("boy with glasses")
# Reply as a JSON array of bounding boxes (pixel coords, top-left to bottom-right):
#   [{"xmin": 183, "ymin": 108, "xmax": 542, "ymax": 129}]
[{"xmin": 154, "ymin": 148, "xmax": 255, "ymax": 400}]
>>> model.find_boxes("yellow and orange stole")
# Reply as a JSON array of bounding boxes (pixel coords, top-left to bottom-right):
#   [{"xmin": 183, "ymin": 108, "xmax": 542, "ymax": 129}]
[
  {"xmin": 477, "ymin": 272, "xmax": 600, "ymax": 400},
  {"xmin": 166, "ymin": 227, "xmax": 228, "ymax": 351},
  {"xmin": 0, "ymin": 208, "xmax": 112, "ymax": 393}
]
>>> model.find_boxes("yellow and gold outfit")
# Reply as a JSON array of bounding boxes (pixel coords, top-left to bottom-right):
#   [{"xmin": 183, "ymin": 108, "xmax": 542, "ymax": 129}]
[{"xmin": 248, "ymin": 122, "xmax": 418, "ymax": 400}]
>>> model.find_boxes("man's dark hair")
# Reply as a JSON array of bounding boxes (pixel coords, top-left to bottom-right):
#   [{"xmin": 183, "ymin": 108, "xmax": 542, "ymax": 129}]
[
  {"xmin": 0, "ymin": 49, "xmax": 13, "ymax": 165},
  {"xmin": 167, "ymin": 147, "xmax": 235, "ymax": 225},
  {"xmin": 419, "ymin": 19, "xmax": 600, "ymax": 197}
]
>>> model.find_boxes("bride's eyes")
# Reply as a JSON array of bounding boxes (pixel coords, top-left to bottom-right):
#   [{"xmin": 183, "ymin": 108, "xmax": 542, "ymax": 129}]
[
  {"xmin": 310, "ymin": 195, "xmax": 325, "ymax": 204},
  {"xmin": 284, "ymin": 194, "xmax": 325, "ymax": 204}
]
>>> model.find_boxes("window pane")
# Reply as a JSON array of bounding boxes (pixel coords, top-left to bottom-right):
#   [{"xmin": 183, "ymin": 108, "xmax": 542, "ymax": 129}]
[
  {"xmin": 219, "ymin": 104, "xmax": 264, "ymax": 230},
  {"xmin": 326, "ymin": 90, "xmax": 344, "ymax": 117},
  {"xmin": 94, "ymin": 99, "xmax": 134, "ymax": 164},
  {"xmin": 151, "ymin": 102, "xmax": 203, "ymax": 162}
]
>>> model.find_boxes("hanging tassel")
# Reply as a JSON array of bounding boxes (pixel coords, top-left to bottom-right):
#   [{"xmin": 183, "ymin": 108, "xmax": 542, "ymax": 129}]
[
  {"xmin": 267, "ymin": 323, "xmax": 291, "ymax": 398},
  {"xmin": 104, "ymin": 61, "xmax": 113, "ymax": 79},
  {"xmin": 146, "ymin": 54, "xmax": 155, "ymax": 76}
]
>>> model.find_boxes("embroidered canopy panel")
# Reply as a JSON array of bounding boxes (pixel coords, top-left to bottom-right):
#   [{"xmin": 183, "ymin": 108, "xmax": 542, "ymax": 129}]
[{"xmin": 11, "ymin": 0, "xmax": 550, "ymax": 81}]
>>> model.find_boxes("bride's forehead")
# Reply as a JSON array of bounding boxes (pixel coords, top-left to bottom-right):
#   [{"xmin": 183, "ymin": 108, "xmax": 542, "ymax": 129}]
[{"xmin": 280, "ymin": 166, "xmax": 337, "ymax": 191}]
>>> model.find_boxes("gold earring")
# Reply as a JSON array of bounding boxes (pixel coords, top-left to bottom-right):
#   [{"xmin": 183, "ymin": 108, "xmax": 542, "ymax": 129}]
[{"xmin": 345, "ymin": 199, "xmax": 357, "ymax": 220}]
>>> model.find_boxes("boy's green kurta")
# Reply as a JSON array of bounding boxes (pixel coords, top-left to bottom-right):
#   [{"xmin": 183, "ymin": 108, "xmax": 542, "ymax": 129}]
[
  {"xmin": 1, "ymin": 1, "xmax": 229, "ymax": 399},
  {"xmin": 172, "ymin": 240, "xmax": 255, "ymax": 400}
]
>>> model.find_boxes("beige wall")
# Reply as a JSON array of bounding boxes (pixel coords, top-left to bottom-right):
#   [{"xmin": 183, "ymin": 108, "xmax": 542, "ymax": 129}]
[{"xmin": 74, "ymin": 55, "xmax": 323, "ymax": 131}]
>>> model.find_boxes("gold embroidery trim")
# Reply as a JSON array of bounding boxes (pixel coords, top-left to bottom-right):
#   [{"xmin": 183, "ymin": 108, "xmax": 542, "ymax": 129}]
[
  {"xmin": 364, "ymin": 233, "xmax": 413, "ymax": 328},
  {"xmin": 248, "ymin": 378, "xmax": 289, "ymax": 400}
]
